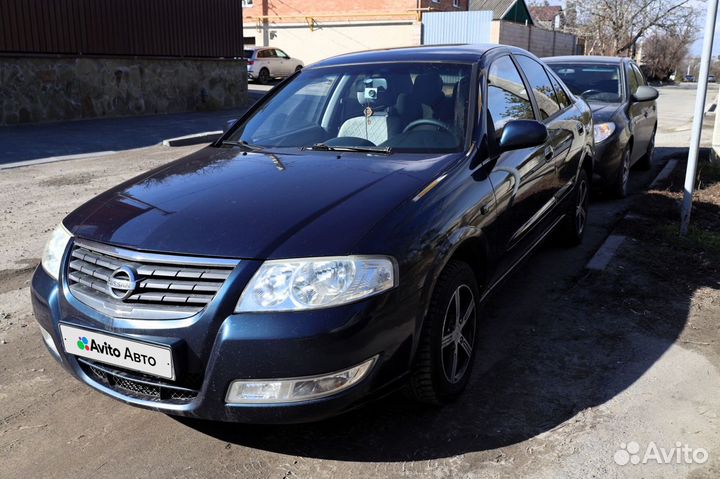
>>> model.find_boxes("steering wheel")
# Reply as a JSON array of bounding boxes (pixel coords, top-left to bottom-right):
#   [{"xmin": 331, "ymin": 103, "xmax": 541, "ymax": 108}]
[
  {"xmin": 402, "ymin": 119, "xmax": 455, "ymax": 136},
  {"xmin": 580, "ymin": 89, "xmax": 603, "ymax": 98}
]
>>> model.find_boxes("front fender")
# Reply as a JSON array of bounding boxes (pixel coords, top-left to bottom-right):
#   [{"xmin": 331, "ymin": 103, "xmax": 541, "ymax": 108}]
[{"xmin": 413, "ymin": 226, "xmax": 490, "ymax": 346}]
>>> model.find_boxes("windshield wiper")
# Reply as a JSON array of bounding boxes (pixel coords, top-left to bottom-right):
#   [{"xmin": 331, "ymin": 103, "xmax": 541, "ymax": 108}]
[
  {"xmin": 220, "ymin": 139, "xmax": 264, "ymax": 151},
  {"xmin": 302, "ymin": 143, "xmax": 393, "ymax": 154}
]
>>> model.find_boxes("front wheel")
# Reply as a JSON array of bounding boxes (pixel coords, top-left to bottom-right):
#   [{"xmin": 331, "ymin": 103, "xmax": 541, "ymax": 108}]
[
  {"xmin": 636, "ymin": 129, "xmax": 655, "ymax": 170},
  {"xmin": 608, "ymin": 148, "xmax": 631, "ymax": 198},
  {"xmin": 556, "ymin": 168, "xmax": 590, "ymax": 247},
  {"xmin": 406, "ymin": 260, "xmax": 480, "ymax": 404}
]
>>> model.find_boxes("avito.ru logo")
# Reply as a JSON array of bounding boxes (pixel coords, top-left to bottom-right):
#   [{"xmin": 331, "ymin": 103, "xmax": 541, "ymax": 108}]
[{"xmin": 76, "ymin": 336, "xmax": 89, "ymax": 351}]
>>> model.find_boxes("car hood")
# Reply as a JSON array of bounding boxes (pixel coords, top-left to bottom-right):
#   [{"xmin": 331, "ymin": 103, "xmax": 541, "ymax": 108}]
[
  {"xmin": 64, "ymin": 146, "xmax": 454, "ymax": 259},
  {"xmin": 588, "ymin": 101, "xmax": 623, "ymax": 122}
]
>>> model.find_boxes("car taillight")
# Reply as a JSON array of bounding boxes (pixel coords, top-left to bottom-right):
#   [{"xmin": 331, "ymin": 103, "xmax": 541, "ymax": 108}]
[{"xmin": 247, "ymin": 60, "xmax": 254, "ymax": 65}]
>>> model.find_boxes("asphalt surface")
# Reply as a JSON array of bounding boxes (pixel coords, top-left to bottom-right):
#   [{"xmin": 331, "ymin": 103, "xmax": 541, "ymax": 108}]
[
  {"xmin": 0, "ymin": 85, "xmax": 717, "ymax": 479},
  {"xmin": 0, "ymin": 84, "xmax": 271, "ymax": 165}
]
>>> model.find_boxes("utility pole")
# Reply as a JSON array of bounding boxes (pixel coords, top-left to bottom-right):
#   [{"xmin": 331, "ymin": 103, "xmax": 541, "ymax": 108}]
[{"xmin": 680, "ymin": 0, "xmax": 719, "ymax": 235}]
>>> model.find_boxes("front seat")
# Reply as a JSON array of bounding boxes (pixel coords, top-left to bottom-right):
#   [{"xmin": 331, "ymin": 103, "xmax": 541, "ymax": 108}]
[
  {"xmin": 338, "ymin": 79, "xmax": 396, "ymax": 145},
  {"xmin": 411, "ymin": 72, "xmax": 450, "ymax": 120}
]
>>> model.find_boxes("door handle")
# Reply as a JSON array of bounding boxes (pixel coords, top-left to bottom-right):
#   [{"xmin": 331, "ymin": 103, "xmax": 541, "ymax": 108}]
[{"xmin": 544, "ymin": 146, "xmax": 554, "ymax": 161}]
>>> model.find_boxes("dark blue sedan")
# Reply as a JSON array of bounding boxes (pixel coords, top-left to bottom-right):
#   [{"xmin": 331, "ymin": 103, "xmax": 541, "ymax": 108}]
[{"xmin": 32, "ymin": 44, "xmax": 594, "ymax": 423}]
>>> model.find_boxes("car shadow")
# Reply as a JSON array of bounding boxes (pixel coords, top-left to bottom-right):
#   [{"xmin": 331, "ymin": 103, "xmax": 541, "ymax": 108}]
[{"xmin": 172, "ymin": 149, "xmax": 710, "ymax": 462}]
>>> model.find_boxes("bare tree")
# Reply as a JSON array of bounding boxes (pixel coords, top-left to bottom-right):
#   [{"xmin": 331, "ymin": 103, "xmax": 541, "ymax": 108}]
[
  {"xmin": 641, "ymin": 12, "xmax": 696, "ymax": 81},
  {"xmin": 571, "ymin": 0, "xmax": 696, "ymax": 58}
]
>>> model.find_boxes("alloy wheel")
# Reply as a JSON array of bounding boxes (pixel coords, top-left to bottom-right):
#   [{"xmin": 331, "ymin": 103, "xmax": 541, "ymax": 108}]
[
  {"xmin": 621, "ymin": 151, "xmax": 630, "ymax": 195},
  {"xmin": 440, "ymin": 284, "xmax": 476, "ymax": 384},
  {"xmin": 576, "ymin": 178, "xmax": 589, "ymax": 236}
]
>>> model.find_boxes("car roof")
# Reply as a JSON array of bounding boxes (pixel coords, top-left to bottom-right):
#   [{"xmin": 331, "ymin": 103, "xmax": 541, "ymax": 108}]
[
  {"xmin": 543, "ymin": 55, "xmax": 628, "ymax": 65},
  {"xmin": 309, "ymin": 44, "xmax": 520, "ymax": 68}
]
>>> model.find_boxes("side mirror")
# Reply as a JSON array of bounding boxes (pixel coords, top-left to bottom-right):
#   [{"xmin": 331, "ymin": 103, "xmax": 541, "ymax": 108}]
[
  {"xmin": 631, "ymin": 86, "xmax": 659, "ymax": 103},
  {"xmin": 499, "ymin": 120, "xmax": 548, "ymax": 152},
  {"xmin": 224, "ymin": 119, "xmax": 238, "ymax": 133}
]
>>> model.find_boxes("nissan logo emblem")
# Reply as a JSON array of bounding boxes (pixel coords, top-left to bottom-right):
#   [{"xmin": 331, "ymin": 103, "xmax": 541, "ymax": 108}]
[{"xmin": 107, "ymin": 266, "xmax": 138, "ymax": 300}]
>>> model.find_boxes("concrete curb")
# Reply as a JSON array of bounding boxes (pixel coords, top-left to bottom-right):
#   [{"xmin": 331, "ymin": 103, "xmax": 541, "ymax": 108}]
[
  {"xmin": 0, "ymin": 150, "xmax": 117, "ymax": 170},
  {"xmin": 162, "ymin": 131, "xmax": 222, "ymax": 147},
  {"xmin": 649, "ymin": 159, "xmax": 679, "ymax": 189},
  {"xmin": 584, "ymin": 157, "xmax": 680, "ymax": 271}
]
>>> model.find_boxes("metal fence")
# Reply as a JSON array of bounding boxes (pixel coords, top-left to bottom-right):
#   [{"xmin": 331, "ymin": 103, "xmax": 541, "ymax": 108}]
[
  {"xmin": 422, "ymin": 10, "xmax": 493, "ymax": 45},
  {"xmin": 0, "ymin": 0, "xmax": 244, "ymax": 58}
]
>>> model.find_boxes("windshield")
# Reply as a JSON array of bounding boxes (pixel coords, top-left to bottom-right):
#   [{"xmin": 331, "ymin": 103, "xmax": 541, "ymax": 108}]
[
  {"xmin": 225, "ymin": 62, "xmax": 474, "ymax": 153},
  {"xmin": 548, "ymin": 63, "xmax": 622, "ymax": 103},
  {"xmin": 243, "ymin": 49, "xmax": 254, "ymax": 59}
]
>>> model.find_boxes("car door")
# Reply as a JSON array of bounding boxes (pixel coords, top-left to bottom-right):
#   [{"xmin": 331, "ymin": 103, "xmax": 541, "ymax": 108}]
[
  {"xmin": 274, "ymin": 49, "xmax": 293, "ymax": 76},
  {"xmin": 629, "ymin": 62, "xmax": 656, "ymax": 157},
  {"xmin": 514, "ymin": 55, "xmax": 577, "ymax": 199},
  {"xmin": 256, "ymin": 48, "xmax": 270, "ymax": 74},
  {"xmin": 267, "ymin": 49, "xmax": 286, "ymax": 76},
  {"xmin": 626, "ymin": 62, "xmax": 650, "ymax": 162},
  {"xmin": 546, "ymin": 70, "xmax": 588, "ymax": 198},
  {"xmin": 483, "ymin": 55, "xmax": 558, "ymax": 266}
]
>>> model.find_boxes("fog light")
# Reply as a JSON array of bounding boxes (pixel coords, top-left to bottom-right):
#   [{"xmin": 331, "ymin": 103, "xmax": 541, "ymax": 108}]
[
  {"xmin": 39, "ymin": 325, "xmax": 59, "ymax": 357},
  {"xmin": 226, "ymin": 356, "xmax": 376, "ymax": 404}
]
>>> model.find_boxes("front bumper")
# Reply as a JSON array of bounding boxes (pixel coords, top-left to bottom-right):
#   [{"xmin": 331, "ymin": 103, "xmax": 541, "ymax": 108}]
[
  {"xmin": 592, "ymin": 133, "xmax": 625, "ymax": 187},
  {"xmin": 30, "ymin": 258, "xmax": 418, "ymax": 423}
]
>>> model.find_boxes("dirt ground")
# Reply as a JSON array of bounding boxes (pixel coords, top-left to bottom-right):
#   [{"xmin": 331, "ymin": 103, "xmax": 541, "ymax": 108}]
[{"xmin": 1, "ymin": 87, "xmax": 719, "ymax": 479}]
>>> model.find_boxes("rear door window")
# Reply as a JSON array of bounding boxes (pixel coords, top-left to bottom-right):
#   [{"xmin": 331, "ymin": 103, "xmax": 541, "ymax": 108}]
[
  {"xmin": 547, "ymin": 72, "xmax": 571, "ymax": 110},
  {"xmin": 515, "ymin": 55, "xmax": 560, "ymax": 120}
]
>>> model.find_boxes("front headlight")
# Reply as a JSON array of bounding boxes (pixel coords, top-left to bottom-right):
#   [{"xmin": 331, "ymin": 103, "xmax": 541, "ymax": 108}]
[
  {"xmin": 593, "ymin": 122, "xmax": 616, "ymax": 143},
  {"xmin": 41, "ymin": 223, "xmax": 73, "ymax": 280},
  {"xmin": 236, "ymin": 256, "xmax": 397, "ymax": 312}
]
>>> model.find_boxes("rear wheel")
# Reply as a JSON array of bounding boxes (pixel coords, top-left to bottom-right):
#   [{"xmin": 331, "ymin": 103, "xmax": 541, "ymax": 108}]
[
  {"xmin": 258, "ymin": 68, "xmax": 270, "ymax": 85},
  {"xmin": 295, "ymin": 65, "xmax": 303, "ymax": 73},
  {"xmin": 556, "ymin": 168, "xmax": 590, "ymax": 247},
  {"xmin": 406, "ymin": 260, "xmax": 480, "ymax": 404},
  {"xmin": 636, "ymin": 129, "xmax": 655, "ymax": 170}
]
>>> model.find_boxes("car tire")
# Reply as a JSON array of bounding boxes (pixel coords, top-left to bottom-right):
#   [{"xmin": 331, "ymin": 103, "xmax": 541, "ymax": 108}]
[
  {"xmin": 636, "ymin": 129, "xmax": 655, "ymax": 170},
  {"xmin": 258, "ymin": 68, "xmax": 270, "ymax": 85},
  {"xmin": 556, "ymin": 168, "xmax": 590, "ymax": 247},
  {"xmin": 295, "ymin": 65, "xmax": 303, "ymax": 73},
  {"xmin": 405, "ymin": 260, "xmax": 480, "ymax": 405},
  {"xmin": 609, "ymin": 148, "xmax": 631, "ymax": 198}
]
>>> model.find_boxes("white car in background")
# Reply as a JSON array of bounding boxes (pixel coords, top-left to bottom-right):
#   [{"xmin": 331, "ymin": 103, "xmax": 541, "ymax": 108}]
[{"xmin": 244, "ymin": 46, "xmax": 304, "ymax": 84}]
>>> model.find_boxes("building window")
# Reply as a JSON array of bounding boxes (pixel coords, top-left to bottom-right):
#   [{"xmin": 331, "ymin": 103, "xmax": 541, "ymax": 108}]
[
  {"xmin": 453, "ymin": 0, "xmax": 460, "ymax": 6},
  {"xmin": 242, "ymin": 0, "xmax": 253, "ymax": 7}
]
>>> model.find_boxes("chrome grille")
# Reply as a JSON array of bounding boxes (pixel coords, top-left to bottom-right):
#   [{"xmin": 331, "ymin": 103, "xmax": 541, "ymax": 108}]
[{"xmin": 67, "ymin": 239, "xmax": 239, "ymax": 320}]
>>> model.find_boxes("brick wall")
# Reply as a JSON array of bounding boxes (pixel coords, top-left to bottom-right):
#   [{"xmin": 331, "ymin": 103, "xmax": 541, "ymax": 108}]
[{"xmin": 243, "ymin": 0, "xmax": 467, "ymax": 21}]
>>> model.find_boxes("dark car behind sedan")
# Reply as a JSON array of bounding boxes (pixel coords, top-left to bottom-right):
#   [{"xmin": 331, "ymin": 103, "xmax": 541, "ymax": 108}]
[
  {"xmin": 32, "ymin": 44, "xmax": 593, "ymax": 423},
  {"xmin": 545, "ymin": 56, "xmax": 659, "ymax": 197}
]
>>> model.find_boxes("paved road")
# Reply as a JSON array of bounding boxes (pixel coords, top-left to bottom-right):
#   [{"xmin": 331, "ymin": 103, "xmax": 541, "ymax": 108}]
[{"xmin": 0, "ymin": 84, "xmax": 271, "ymax": 165}]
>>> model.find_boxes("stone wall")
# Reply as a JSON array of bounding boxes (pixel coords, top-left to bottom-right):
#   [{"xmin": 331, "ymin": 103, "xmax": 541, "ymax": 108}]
[{"xmin": 0, "ymin": 56, "xmax": 248, "ymax": 125}]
